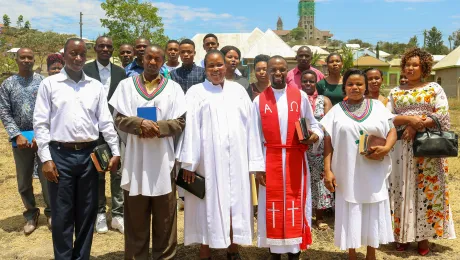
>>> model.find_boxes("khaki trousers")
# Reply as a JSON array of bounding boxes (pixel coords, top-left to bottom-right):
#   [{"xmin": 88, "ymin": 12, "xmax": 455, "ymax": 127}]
[{"xmin": 124, "ymin": 172, "xmax": 177, "ymax": 260}]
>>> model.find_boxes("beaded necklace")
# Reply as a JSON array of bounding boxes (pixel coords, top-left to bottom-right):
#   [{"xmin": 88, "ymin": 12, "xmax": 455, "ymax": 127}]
[{"xmin": 339, "ymin": 98, "xmax": 372, "ymax": 122}]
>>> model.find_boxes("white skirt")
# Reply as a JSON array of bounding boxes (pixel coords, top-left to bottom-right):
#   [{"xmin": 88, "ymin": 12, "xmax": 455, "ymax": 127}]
[{"xmin": 334, "ymin": 193, "xmax": 394, "ymax": 250}]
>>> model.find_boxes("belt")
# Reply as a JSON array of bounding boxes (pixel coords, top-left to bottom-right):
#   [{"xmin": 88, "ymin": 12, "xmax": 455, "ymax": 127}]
[{"xmin": 50, "ymin": 141, "xmax": 98, "ymax": 151}]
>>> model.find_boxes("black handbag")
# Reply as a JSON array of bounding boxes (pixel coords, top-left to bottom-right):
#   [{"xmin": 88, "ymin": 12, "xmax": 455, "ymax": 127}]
[
  {"xmin": 413, "ymin": 115, "xmax": 458, "ymax": 158},
  {"xmin": 176, "ymin": 169, "xmax": 206, "ymax": 199}
]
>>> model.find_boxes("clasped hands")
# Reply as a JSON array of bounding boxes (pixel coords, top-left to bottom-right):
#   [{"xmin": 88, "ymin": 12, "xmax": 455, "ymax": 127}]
[
  {"xmin": 140, "ymin": 119, "xmax": 160, "ymax": 138},
  {"xmin": 401, "ymin": 116, "xmax": 427, "ymax": 141}
]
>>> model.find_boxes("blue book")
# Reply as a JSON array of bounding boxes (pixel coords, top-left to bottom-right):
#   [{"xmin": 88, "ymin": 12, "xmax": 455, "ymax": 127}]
[
  {"xmin": 12, "ymin": 131, "xmax": 34, "ymax": 148},
  {"xmin": 137, "ymin": 107, "xmax": 157, "ymax": 122}
]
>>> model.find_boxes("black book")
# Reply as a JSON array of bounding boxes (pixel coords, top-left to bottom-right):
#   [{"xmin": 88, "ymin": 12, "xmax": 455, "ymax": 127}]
[
  {"xmin": 93, "ymin": 143, "xmax": 113, "ymax": 172},
  {"xmin": 176, "ymin": 169, "xmax": 206, "ymax": 199}
]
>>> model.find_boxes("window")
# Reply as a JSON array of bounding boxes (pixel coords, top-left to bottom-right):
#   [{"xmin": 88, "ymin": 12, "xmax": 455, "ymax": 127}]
[{"xmin": 437, "ymin": 77, "xmax": 442, "ymax": 85}]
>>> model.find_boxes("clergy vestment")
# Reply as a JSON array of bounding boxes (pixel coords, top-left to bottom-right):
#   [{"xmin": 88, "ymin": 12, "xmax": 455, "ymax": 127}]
[
  {"xmin": 177, "ymin": 79, "xmax": 265, "ymax": 248},
  {"xmin": 109, "ymin": 74, "xmax": 186, "ymax": 259},
  {"xmin": 320, "ymin": 99, "xmax": 394, "ymax": 250},
  {"xmin": 254, "ymin": 85, "xmax": 323, "ymax": 254}
]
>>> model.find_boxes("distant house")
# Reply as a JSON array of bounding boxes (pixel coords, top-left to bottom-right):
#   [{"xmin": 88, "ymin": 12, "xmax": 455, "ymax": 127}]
[
  {"xmin": 6, "ymin": 48, "xmax": 21, "ymax": 59},
  {"xmin": 346, "ymin": 44, "xmax": 360, "ymax": 50},
  {"xmin": 354, "ymin": 56, "xmax": 391, "ymax": 86},
  {"xmin": 432, "ymin": 46, "xmax": 460, "ymax": 97},
  {"xmin": 353, "ymin": 48, "xmax": 391, "ymax": 62}
]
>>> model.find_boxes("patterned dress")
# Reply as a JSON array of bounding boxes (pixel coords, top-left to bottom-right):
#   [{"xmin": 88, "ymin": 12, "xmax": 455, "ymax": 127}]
[
  {"xmin": 307, "ymin": 95, "xmax": 334, "ymax": 209},
  {"xmin": 387, "ymin": 82, "xmax": 456, "ymax": 243}
]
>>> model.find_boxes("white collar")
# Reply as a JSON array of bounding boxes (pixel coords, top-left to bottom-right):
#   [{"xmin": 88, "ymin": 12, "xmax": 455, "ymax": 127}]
[
  {"xmin": 96, "ymin": 60, "xmax": 111, "ymax": 72},
  {"xmin": 56, "ymin": 67, "xmax": 91, "ymax": 83}
]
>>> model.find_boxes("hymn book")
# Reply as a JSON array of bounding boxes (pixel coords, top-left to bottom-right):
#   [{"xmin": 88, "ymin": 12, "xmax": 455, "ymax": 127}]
[{"xmin": 295, "ymin": 118, "xmax": 311, "ymax": 141}]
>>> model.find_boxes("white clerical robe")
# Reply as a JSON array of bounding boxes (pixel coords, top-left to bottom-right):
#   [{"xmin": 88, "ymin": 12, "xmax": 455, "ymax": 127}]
[
  {"xmin": 109, "ymin": 77, "xmax": 186, "ymax": 196},
  {"xmin": 176, "ymin": 79, "xmax": 265, "ymax": 248},
  {"xmin": 254, "ymin": 86, "xmax": 324, "ymax": 254}
]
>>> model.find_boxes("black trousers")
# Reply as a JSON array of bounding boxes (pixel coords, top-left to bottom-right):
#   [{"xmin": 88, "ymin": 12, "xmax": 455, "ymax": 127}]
[{"xmin": 48, "ymin": 143, "xmax": 98, "ymax": 260}]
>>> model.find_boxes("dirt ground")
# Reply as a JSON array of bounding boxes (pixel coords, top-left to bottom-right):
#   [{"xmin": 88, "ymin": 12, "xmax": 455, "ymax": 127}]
[{"xmin": 0, "ymin": 108, "xmax": 459, "ymax": 260}]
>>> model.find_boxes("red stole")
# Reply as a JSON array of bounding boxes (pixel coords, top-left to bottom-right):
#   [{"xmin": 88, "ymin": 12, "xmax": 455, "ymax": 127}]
[{"xmin": 259, "ymin": 86, "xmax": 312, "ymax": 249}]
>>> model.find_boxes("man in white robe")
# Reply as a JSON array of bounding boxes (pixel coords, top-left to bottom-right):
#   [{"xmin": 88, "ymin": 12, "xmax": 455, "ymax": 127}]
[
  {"xmin": 109, "ymin": 45, "xmax": 186, "ymax": 260},
  {"xmin": 177, "ymin": 49, "xmax": 265, "ymax": 259},
  {"xmin": 254, "ymin": 56, "xmax": 323, "ymax": 260}
]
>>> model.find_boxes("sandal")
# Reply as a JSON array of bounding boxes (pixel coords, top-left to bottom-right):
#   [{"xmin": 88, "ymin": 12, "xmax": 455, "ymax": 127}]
[
  {"xmin": 316, "ymin": 219, "xmax": 329, "ymax": 230},
  {"xmin": 227, "ymin": 252, "xmax": 242, "ymax": 260}
]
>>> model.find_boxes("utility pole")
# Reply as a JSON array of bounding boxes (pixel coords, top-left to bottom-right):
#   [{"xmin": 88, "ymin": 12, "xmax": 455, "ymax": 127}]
[
  {"xmin": 79, "ymin": 12, "xmax": 83, "ymax": 39},
  {"xmin": 423, "ymin": 30, "xmax": 427, "ymax": 49}
]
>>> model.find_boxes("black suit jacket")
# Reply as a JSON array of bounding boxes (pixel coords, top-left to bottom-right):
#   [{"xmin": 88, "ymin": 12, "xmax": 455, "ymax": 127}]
[{"xmin": 83, "ymin": 60, "xmax": 127, "ymax": 108}]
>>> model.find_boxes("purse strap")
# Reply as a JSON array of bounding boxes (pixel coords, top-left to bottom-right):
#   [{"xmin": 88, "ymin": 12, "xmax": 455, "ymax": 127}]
[{"xmin": 427, "ymin": 115, "xmax": 442, "ymax": 133}]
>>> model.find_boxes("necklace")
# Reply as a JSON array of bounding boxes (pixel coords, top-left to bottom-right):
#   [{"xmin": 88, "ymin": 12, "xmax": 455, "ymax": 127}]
[{"xmin": 340, "ymin": 99, "xmax": 372, "ymax": 122}]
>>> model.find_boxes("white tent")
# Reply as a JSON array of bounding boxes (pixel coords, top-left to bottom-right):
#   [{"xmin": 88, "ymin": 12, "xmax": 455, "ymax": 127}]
[
  {"xmin": 191, "ymin": 27, "xmax": 265, "ymax": 63},
  {"xmin": 292, "ymin": 45, "xmax": 330, "ymax": 55},
  {"xmin": 346, "ymin": 44, "xmax": 360, "ymax": 50},
  {"xmin": 433, "ymin": 46, "xmax": 460, "ymax": 70},
  {"xmin": 244, "ymin": 29, "xmax": 297, "ymax": 59}
]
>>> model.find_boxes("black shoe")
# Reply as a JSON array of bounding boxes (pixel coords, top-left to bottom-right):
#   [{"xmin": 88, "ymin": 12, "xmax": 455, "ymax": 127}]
[
  {"xmin": 269, "ymin": 253, "xmax": 281, "ymax": 260},
  {"xmin": 227, "ymin": 252, "xmax": 242, "ymax": 260},
  {"xmin": 287, "ymin": 252, "xmax": 301, "ymax": 260}
]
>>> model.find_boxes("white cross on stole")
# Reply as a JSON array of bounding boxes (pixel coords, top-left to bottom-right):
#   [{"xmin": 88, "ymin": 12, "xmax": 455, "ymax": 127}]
[
  {"xmin": 287, "ymin": 201, "xmax": 300, "ymax": 226},
  {"xmin": 268, "ymin": 202, "xmax": 280, "ymax": 228}
]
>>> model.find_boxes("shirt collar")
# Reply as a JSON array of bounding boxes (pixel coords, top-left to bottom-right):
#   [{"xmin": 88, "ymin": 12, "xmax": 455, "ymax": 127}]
[
  {"xmin": 127, "ymin": 58, "xmax": 143, "ymax": 69},
  {"xmin": 96, "ymin": 60, "xmax": 111, "ymax": 72},
  {"xmin": 142, "ymin": 73, "xmax": 161, "ymax": 84},
  {"xmin": 56, "ymin": 67, "xmax": 91, "ymax": 83},
  {"xmin": 181, "ymin": 63, "xmax": 196, "ymax": 71}
]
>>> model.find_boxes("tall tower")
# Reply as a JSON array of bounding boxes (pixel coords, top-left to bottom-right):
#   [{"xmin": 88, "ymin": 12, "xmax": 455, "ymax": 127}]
[
  {"xmin": 277, "ymin": 17, "xmax": 283, "ymax": 30},
  {"xmin": 298, "ymin": 0, "xmax": 315, "ymax": 40}
]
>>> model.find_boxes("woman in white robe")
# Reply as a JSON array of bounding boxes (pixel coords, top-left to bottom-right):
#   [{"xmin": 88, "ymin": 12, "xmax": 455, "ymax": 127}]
[
  {"xmin": 321, "ymin": 69, "xmax": 396, "ymax": 260},
  {"xmin": 176, "ymin": 50, "xmax": 265, "ymax": 260}
]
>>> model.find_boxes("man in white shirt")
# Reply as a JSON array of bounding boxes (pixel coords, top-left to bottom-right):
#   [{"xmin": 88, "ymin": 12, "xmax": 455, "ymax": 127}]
[
  {"xmin": 110, "ymin": 45, "xmax": 186, "ymax": 260},
  {"xmin": 34, "ymin": 38, "xmax": 120, "ymax": 260},
  {"xmin": 83, "ymin": 36, "xmax": 127, "ymax": 235}
]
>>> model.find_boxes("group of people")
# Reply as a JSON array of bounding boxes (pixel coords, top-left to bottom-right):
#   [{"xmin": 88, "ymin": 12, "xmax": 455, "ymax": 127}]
[{"xmin": 0, "ymin": 31, "xmax": 455, "ymax": 260}]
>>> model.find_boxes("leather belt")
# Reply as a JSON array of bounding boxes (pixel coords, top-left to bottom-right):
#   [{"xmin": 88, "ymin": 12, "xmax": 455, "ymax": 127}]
[{"xmin": 50, "ymin": 141, "xmax": 97, "ymax": 151}]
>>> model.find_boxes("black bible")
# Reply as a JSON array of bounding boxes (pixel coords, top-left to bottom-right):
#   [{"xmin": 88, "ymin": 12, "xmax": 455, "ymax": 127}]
[
  {"xmin": 91, "ymin": 144, "xmax": 113, "ymax": 172},
  {"xmin": 176, "ymin": 169, "xmax": 206, "ymax": 199}
]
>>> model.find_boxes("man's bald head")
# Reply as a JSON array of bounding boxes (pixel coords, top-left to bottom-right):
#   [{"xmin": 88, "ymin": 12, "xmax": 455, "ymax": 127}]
[
  {"xmin": 16, "ymin": 48, "xmax": 34, "ymax": 58},
  {"xmin": 145, "ymin": 45, "xmax": 165, "ymax": 60},
  {"xmin": 143, "ymin": 45, "xmax": 165, "ymax": 77},
  {"xmin": 134, "ymin": 38, "xmax": 150, "ymax": 60}
]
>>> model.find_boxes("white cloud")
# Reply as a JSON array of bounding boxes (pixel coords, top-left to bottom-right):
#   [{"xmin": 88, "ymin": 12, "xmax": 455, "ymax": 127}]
[
  {"xmin": 404, "ymin": 6, "xmax": 416, "ymax": 10},
  {"xmin": 0, "ymin": 0, "xmax": 106, "ymax": 38},
  {"xmin": 385, "ymin": 0, "xmax": 441, "ymax": 2},
  {"xmin": 152, "ymin": 2, "xmax": 248, "ymax": 31}
]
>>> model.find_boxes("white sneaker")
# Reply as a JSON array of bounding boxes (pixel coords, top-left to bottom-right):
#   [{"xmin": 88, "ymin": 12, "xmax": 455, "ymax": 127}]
[
  {"xmin": 111, "ymin": 216, "xmax": 124, "ymax": 234},
  {"xmin": 95, "ymin": 213, "xmax": 108, "ymax": 234},
  {"xmin": 177, "ymin": 198, "xmax": 184, "ymax": 211}
]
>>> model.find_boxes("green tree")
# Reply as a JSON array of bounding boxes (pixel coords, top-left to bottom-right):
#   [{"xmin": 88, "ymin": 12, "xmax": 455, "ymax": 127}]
[
  {"xmin": 408, "ymin": 35, "xmax": 418, "ymax": 48},
  {"xmin": 16, "ymin": 30, "xmax": 75, "ymax": 69},
  {"xmin": 24, "ymin": 21, "xmax": 31, "ymax": 30},
  {"xmin": 100, "ymin": 0, "xmax": 168, "ymax": 49},
  {"xmin": 329, "ymin": 39, "xmax": 343, "ymax": 48},
  {"xmin": 451, "ymin": 30, "xmax": 460, "ymax": 49},
  {"xmin": 425, "ymin": 26, "xmax": 444, "ymax": 54},
  {"xmin": 347, "ymin": 39, "xmax": 372, "ymax": 49},
  {"xmin": 17, "ymin": 15, "xmax": 23, "ymax": 28},
  {"xmin": 341, "ymin": 46, "xmax": 354, "ymax": 72},
  {"xmin": 289, "ymin": 27, "xmax": 306, "ymax": 41},
  {"xmin": 375, "ymin": 43, "xmax": 380, "ymax": 59},
  {"xmin": 2, "ymin": 14, "xmax": 10, "ymax": 27},
  {"xmin": 0, "ymin": 53, "xmax": 18, "ymax": 74}
]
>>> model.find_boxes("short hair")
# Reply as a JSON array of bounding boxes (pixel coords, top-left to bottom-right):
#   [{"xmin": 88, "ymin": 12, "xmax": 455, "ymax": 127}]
[
  {"xmin": 204, "ymin": 49, "xmax": 225, "ymax": 68},
  {"xmin": 401, "ymin": 47, "xmax": 433, "ymax": 79},
  {"xmin": 253, "ymin": 54, "xmax": 270, "ymax": 69},
  {"xmin": 301, "ymin": 69, "xmax": 317, "ymax": 82},
  {"xmin": 147, "ymin": 44, "xmax": 165, "ymax": 60},
  {"xmin": 363, "ymin": 67, "xmax": 383, "ymax": 78},
  {"xmin": 179, "ymin": 39, "xmax": 195, "ymax": 49},
  {"xmin": 269, "ymin": 55, "xmax": 288, "ymax": 65},
  {"xmin": 120, "ymin": 43, "xmax": 133, "ymax": 49},
  {"xmin": 64, "ymin": 38, "xmax": 85, "ymax": 53},
  {"xmin": 220, "ymin": 45, "xmax": 241, "ymax": 61},
  {"xmin": 165, "ymin": 40, "xmax": 179, "ymax": 49},
  {"xmin": 326, "ymin": 53, "xmax": 343, "ymax": 63},
  {"xmin": 47, "ymin": 53, "xmax": 64, "ymax": 69},
  {"xmin": 342, "ymin": 68, "xmax": 369, "ymax": 95},
  {"xmin": 203, "ymin": 33, "xmax": 218, "ymax": 43},
  {"xmin": 95, "ymin": 35, "xmax": 111, "ymax": 44},
  {"xmin": 297, "ymin": 46, "xmax": 312, "ymax": 54}
]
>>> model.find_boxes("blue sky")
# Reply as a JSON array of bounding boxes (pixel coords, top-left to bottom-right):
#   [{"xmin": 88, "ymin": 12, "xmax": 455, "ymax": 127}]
[{"xmin": 2, "ymin": 0, "xmax": 459, "ymax": 47}]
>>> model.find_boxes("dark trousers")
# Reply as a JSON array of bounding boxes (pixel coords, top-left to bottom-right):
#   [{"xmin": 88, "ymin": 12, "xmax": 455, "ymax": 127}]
[
  {"xmin": 48, "ymin": 143, "xmax": 98, "ymax": 260},
  {"xmin": 124, "ymin": 172, "xmax": 177, "ymax": 260},
  {"xmin": 12, "ymin": 147, "xmax": 51, "ymax": 220}
]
